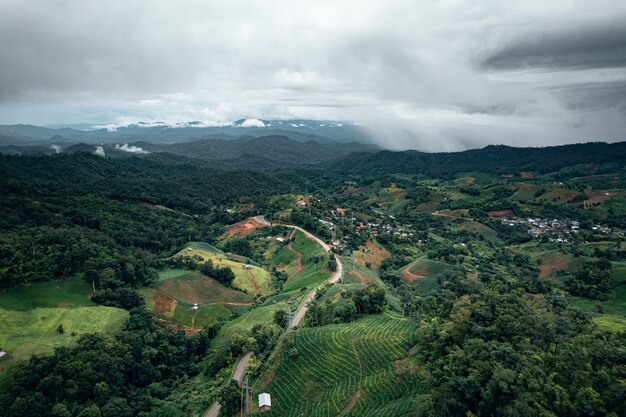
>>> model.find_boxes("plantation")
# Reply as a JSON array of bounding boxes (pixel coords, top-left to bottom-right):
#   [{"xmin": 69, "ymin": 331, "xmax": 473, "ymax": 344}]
[
  {"xmin": 538, "ymin": 252, "xmax": 589, "ymax": 279},
  {"xmin": 263, "ymin": 316, "xmax": 422, "ymax": 417}
]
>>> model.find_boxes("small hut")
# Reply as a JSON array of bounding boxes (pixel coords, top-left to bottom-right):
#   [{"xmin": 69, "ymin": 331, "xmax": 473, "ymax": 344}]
[{"xmin": 258, "ymin": 393, "xmax": 271, "ymax": 412}]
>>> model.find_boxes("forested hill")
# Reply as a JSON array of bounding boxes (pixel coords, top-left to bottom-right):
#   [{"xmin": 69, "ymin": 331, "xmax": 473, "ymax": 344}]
[
  {"xmin": 325, "ymin": 141, "xmax": 626, "ymax": 177},
  {"xmin": 135, "ymin": 135, "xmax": 378, "ymax": 168},
  {"xmin": 0, "ymin": 152, "xmax": 289, "ymax": 210},
  {"xmin": 0, "ymin": 152, "xmax": 292, "ymax": 289}
]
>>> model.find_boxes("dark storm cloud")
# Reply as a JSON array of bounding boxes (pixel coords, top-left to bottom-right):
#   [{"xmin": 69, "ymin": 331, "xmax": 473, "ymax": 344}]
[
  {"xmin": 0, "ymin": 0, "xmax": 625, "ymax": 151},
  {"xmin": 482, "ymin": 24, "xmax": 626, "ymax": 70}
]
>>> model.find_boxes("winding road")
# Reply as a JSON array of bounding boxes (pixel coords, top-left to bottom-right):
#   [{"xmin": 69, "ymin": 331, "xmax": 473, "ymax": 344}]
[{"xmin": 202, "ymin": 217, "xmax": 343, "ymax": 416}]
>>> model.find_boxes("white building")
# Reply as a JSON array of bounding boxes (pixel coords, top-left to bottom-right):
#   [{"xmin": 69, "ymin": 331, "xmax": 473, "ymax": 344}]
[{"xmin": 259, "ymin": 392, "xmax": 271, "ymax": 412}]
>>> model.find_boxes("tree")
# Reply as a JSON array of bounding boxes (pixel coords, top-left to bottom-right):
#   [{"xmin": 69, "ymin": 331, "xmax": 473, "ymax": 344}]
[
  {"xmin": 274, "ymin": 309, "xmax": 289, "ymax": 328},
  {"xmin": 56, "ymin": 324, "xmax": 64, "ymax": 334},
  {"xmin": 219, "ymin": 380, "xmax": 241, "ymax": 417}
]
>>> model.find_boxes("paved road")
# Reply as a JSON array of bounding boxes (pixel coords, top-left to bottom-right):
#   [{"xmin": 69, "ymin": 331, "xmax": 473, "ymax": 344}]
[
  {"xmin": 233, "ymin": 351, "xmax": 254, "ymax": 385},
  {"xmin": 283, "ymin": 224, "xmax": 343, "ymax": 329},
  {"xmin": 201, "ymin": 218, "xmax": 343, "ymax": 416}
]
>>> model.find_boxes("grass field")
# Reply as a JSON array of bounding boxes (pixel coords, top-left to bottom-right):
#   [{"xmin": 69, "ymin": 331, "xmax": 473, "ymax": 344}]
[
  {"xmin": 280, "ymin": 230, "xmax": 331, "ymax": 292},
  {"xmin": 216, "ymin": 302, "xmax": 289, "ymax": 344},
  {"xmin": 0, "ymin": 276, "xmax": 95, "ymax": 311},
  {"xmin": 0, "ymin": 306, "xmax": 128, "ymax": 386},
  {"xmin": 454, "ymin": 221, "xmax": 500, "ymax": 243},
  {"xmin": 175, "ymin": 243, "xmax": 274, "ymax": 295},
  {"xmin": 263, "ymin": 316, "xmax": 423, "ymax": 417}
]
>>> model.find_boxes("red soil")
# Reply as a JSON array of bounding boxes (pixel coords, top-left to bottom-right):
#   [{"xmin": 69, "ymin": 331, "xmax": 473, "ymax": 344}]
[
  {"xmin": 223, "ymin": 217, "xmax": 270, "ymax": 237},
  {"xmin": 488, "ymin": 210, "xmax": 515, "ymax": 219},
  {"xmin": 246, "ymin": 269, "xmax": 260, "ymax": 293},
  {"xmin": 520, "ymin": 171, "xmax": 534, "ymax": 179}
]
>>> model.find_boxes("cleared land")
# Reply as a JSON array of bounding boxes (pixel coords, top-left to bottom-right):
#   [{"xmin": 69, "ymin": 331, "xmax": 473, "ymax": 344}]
[
  {"xmin": 538, "ymin": 252, "xmax": 588, "ymax": 279},
  {"xmin": 175, "ymin": 243, "xmax": 274, "ymax": 295},
  {"xmin": 353, "ymin": 240, "xmax": 391, "ymax": 272},
  {"xmin": 0, "ymin": 306, "xmax": 128, "ymax": 386},
  {"xmin": 141, "ymin": 269, "xmax": 253, "ymax": 332},
  {"xmin": 264, "ymin": 316, "xmax": 423, "ymax": 417},
  {"xmin": 222, "ymin": 216, "xmax": 270, "ymax": 237}
]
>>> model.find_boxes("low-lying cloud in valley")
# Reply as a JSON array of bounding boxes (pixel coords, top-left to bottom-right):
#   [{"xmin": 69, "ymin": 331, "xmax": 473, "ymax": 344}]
[
  {"xmin": 0, "ymin": 1, "xmax": 625, "ymax": 151},
  {"xmin": 115, "ymin": 143, "xmax": 149, "ymax": 154}
]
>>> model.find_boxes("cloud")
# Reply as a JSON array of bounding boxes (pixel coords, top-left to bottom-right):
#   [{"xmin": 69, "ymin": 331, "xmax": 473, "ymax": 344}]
[
  {"xmin": 0, "ymin": 1, "xmax": 625, "ymax": 150},
  {"xmin": 93, "ymin": 146, "xmax": 106, "ymax": 157},
  {"xmin": 240, "ymin": 119, "xmax": 266, "ymax": 128},
  {"xmin": 49, "ymin": 144, "xmax": 61, "ymax": 153},
  {"xmin": 115, "ymin": 143, "xmax": 149, "ymax": 154}
]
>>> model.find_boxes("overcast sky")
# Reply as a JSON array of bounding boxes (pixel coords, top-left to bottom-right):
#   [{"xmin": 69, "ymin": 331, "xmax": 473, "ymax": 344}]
[{"xmin": 1, "ymin": 0, "xmax": 625, "ymax": 150}]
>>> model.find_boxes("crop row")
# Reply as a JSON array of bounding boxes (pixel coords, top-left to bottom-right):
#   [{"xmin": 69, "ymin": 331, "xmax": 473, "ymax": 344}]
[{"xmin": 264, "ymin": 316, "xmax": 421, "ymax": 417}]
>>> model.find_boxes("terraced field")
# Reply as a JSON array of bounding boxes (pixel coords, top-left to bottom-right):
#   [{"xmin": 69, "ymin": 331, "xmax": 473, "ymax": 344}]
[{"xmin": 264, "ymin": 316, "xmax": 422, "ymax": 417}]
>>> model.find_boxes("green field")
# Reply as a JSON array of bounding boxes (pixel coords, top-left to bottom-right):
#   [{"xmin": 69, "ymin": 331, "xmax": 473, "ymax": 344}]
[
  {"xmin": 175, "ymin": 243, "xmax": 274, "ymax": 295},
  {"xmin": 263, "ymin": 316, "xmax": 422, "ymax": 417},
  {"xmin": 0, "ymin": 306, "xmax": 128, "ymax": 386},
  {"xmin": 0, "ymin": 276, "xmax": 95, "ymax": 311},
  {"xmin": 280, "ymin": 230, "xmax": 331, "ymax": 292},
  {"xmin": 454, "ymin": 221, "xmax": 500, "ymax": 243},
  {"xmin": 142, "ymin": 269, "xmax": 253, "ymax": 330},
  {"xmin": 401, "ymin": 257, "xmax": 451, "ymax": 293}
]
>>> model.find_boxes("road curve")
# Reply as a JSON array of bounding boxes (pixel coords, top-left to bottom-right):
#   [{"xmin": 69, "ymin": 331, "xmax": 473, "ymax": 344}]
[
  {"xmin": 201, "ymin": 218, "xmax": 343, "ymax": 416},
  {"xmin": 233, "ymin": 351, "xmax": 254, "ymax": 385},
  {"xmin": 282, "ymin": 224, "xmax": 343, "ymax": 329}
]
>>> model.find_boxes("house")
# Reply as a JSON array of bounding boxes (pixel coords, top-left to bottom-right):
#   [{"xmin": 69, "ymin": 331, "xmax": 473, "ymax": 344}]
[
  {"xmin": 244, "ymin": 264, "xmax": 253, "ymax": 270},
  {"xmin": 258, "ymin": 393, "xmax": 271, "ymax": 412},
  {"xmin": 276, "ymin": 237, "xmax": 286, "ymax": 243},
  {"xmin": 191, "ymin": 303, "xmax": 199, "ymax": 310},
  {"xmin": 0, "ymin": 352, "xmax": 7, "ymax": 360}
]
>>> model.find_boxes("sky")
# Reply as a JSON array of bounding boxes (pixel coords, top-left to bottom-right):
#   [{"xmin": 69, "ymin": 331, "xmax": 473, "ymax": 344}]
[{"xmin": 0, "ymin": 0, "xmax": 625, "ymax": 151}]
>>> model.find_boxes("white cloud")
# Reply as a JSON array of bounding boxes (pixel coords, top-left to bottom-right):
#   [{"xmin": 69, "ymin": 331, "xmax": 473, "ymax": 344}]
[
  {"xmin": 115, "ymin": 143, "xmax": 149, "ymax": 154},
  {"xmin": 49, "ymin": 144, "xmax": 61, "ymax": 153},
  {"xmin": 240, "ymin": 118, "xmax": 266, "ymax": 128},
  {"xmin": 93, "ymin": 146, "xmax": 106, "ymax": 157}
]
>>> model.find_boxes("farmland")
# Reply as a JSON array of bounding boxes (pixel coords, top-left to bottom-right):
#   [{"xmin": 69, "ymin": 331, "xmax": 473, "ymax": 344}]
[
  {"xmin": 174, "ymin": 243, "xmax": 274, "ymax": 295},
  {"xmin": 263, "ymin": 316, "xmax": 422, "ymax": 417},
  {"xmin": 141, "ymin": 269, "xmax": 253, "ymax": 331}
]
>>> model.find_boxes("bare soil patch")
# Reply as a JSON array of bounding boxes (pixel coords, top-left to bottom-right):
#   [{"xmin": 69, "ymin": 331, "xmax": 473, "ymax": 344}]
[
  {"xmin": 488, "ymin": 210, "xmax": 515, "ymax": 218},
  {"xmin": 153, "ymin": 292, "xmax": 176, "ymax": 314},
  {"xmin": 223, "ymin": 216, "xmax": 270, "ymax": 237}
]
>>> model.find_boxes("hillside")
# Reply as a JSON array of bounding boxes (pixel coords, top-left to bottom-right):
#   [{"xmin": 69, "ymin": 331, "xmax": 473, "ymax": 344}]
[{"xmin": 326, "ymin": 142, "xmax": 626, "ymax": 177}]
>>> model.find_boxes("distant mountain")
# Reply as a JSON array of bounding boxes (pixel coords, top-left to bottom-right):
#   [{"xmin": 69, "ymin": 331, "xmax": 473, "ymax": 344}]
[
  {"xmin": 326, "ymin": 142, "xmax": 626, "ymax": 177},
  {"xmin": 0, "ymin": 119, "xmax": 372, "ymax": 146},
  {"xmin": 55, "ymin": 135, "xmax": 377, "ymax": 169}
]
